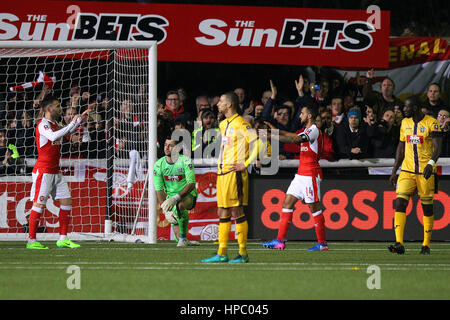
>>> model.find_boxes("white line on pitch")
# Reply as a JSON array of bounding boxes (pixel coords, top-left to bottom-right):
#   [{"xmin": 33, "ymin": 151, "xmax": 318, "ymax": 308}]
[{"xmin": 1, "ymin": 265, "xmax": 450, "ymax": 272}]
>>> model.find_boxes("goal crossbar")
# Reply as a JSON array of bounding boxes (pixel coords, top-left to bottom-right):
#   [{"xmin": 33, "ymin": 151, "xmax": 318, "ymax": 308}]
[{"xmin": 0, "ymin": 41, "xmax": 157, "ymax": 49}]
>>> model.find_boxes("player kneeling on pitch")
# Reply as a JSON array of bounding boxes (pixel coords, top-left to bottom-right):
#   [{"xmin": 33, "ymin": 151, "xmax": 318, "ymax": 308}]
[
  {"xmin": 27, "ymin": 95, "xmax": 90, "ymax": 249},
  {"xmin": 153, "ymin": 138, "xmax": 199, "ymax": 247}
]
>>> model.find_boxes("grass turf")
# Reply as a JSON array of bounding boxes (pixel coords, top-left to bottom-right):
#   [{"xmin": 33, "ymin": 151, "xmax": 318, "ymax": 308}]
[{"xmin": 1, "ymin": 240, "xmax": 449, "ymax": 300}]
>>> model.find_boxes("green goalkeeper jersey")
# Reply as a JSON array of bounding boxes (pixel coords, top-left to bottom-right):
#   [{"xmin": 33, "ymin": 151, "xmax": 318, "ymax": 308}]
[{"xmin": 153, "ymin": 154, "xmax": 198, "ymax": 198}]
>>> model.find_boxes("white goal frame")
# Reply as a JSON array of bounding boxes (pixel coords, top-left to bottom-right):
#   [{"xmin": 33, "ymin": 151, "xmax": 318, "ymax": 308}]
[{"xmin": 0, "ymin": 41, "xmax": 158, "ymax": 244}]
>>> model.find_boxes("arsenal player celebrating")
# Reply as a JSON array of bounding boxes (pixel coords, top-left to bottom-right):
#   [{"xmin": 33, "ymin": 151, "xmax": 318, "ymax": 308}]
[
  {"xmin": 27, "ymin": 95, "xmax": 89, "ymax": 250},
  {"xmin": 261, "ymin": 104, "xmax": 328, "ymax": 251}
]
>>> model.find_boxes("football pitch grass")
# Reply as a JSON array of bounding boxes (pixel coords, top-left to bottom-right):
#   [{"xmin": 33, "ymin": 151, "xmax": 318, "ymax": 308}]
[{"xmin": 1, "ymin": 240, "xmax": 449, "ymax": 300}]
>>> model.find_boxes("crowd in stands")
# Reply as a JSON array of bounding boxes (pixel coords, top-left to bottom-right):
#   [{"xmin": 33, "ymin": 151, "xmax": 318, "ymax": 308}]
[
  {"xmin": 0, "ymin": 69, "xmax": 449, "ymax": 176},
  {"xmin": 156, "ymin": 71, "xmax": 450, "ymax": 166},
  {"xmin": 0, "ymin": 82, "xmax": 108, "ymax": 174}
]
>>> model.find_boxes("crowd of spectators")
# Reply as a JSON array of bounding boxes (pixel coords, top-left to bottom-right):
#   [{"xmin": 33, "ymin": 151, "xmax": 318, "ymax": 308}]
[
  {"xmin": 0, "ymin": 69, "xmax": 449, "ymax": 176},
  {"xmin": 155, "ymin": 71, "xmax": 449, "ymax": 166},
  {"xmin": 0, "ymin": 82, "xmax": 108, "ymax": 174}
]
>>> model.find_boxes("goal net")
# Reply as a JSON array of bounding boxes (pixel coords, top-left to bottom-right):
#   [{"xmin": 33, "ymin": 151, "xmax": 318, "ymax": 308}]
[{"xmin": 0, "ymin": 41, "xmax": 157, "ymax": 243}]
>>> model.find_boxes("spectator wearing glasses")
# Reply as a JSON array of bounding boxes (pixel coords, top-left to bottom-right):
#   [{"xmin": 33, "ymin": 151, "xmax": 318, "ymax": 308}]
[
  {"xmin": 273, "ymin": 105, "xmax": 293, "ymax": 132},
  {"xmin": 437, "ymin": 109, "xmax": 450, "ymax": 157},
  {"xmin": 165, "ymin": 90, "xmax": 193, "ymax": 131}
]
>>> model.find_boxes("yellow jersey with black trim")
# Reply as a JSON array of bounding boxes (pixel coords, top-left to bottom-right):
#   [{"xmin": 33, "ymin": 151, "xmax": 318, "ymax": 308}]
[
  {"xmin": 218, "ymin": 113, "xmax": 258, "ymax": 175},
  {"xmin": 399, "ymin": 115, "xmax": 441, "ymax": 174}
]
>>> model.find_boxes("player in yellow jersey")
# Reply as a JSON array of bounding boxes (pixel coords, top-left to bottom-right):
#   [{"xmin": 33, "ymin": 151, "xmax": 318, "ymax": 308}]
[
  {"xmin": 202, "ymin": 92, "xmax": 262, "ymax": 263},
  {"xmin": 389, "ymin": 95, "xmax": 443, "ymax": 254}
]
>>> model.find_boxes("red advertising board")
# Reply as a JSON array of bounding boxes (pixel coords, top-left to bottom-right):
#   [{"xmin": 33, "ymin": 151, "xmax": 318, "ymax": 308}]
[
  {"xmin": 0, "ymin": 166, "xmax": 105, "ymax": 234},
  {"xmin": 0, "ymin": 164, "xmax": 230, "ymax": 242},
  {"xmin": 0, "ymin": 1, "xmax": 390, "ymax": 68},
  {"xmin": 250, "ymin": 175, "xmax": 450, "ymax": 241},
  {"xmin": 2, "ymin": 165, "xmax": 449, "ymax": 241}
]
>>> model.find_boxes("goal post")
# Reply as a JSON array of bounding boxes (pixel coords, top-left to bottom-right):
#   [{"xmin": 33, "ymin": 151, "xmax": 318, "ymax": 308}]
[{"xmin": 0, "ymin": 41, "xmax": 158, "ymax": 244}]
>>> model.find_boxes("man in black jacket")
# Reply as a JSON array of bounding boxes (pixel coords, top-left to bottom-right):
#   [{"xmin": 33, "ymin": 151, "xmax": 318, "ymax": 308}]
[
  {"xmin": 335, "ymin": 107, "xmax": 370, "ymax": 160},
  {"xmin": 367, "ymin": 109, "xmax": 400, "ymax": 158},
  {"xmin": 424, "ymin": 83, "xmax": 448, "ymax": 118}
]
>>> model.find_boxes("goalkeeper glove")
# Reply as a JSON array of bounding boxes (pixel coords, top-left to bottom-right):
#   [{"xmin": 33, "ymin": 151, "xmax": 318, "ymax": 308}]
[
  {"xmin": 161, "ymin": 194, "xmax": 181, "ymax": 212},
  {"xmin": 164, "ymin": 211, "xmax": 178, "ymax": 225}
]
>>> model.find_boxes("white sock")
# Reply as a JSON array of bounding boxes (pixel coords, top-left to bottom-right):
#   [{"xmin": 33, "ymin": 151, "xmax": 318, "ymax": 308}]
[
  {"xmin": 59, "ymin": 235, "xmax": 67, "ymax": 241},
  {"xmin": 28, "ymin": 238, "xmax": 36, "ymax": 244}
]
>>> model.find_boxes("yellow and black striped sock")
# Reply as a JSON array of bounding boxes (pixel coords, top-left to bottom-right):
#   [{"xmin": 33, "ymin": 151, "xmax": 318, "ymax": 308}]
[
  {"xmin": 422, "ymin": 215, "xmax": 434, "ymax": 248},
  {"xmin": 218, "ymin": 216, "xmax": 231, "ymax": 256},
  {"xmin": 235, "ymin": 214, "xmax": 248, "ymax": 257},
  {"xmin": 394, "ymin": 211, "xmax": 406, "ymax": 245}
]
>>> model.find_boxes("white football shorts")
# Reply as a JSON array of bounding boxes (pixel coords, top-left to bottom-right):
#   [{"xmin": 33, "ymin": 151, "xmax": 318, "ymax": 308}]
[
  {"xmin": 30, "ymin": 170, "xmax": 71, "ymax": 204},
  {"xmin": 286, "ymin": 174, "xmax": 322, "ymax": 203}
]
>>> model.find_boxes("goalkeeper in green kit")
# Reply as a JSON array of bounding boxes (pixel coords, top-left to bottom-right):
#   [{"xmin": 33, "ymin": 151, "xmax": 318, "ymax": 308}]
[{"xmin": 153, "ymin": 138, "xmax": 199, "ymax": 246}]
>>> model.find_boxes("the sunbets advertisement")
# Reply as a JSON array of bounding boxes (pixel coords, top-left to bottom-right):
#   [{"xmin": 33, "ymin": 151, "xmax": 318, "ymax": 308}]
[{"xmin": 0, "ymin": 0, "xmax": 390, "ymax": 67}]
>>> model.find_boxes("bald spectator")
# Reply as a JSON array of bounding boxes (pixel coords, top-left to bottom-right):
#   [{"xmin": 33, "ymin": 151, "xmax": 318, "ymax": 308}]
[
  {"xmin": 363, "ymin": 68, "xmax": 403, "ymax": 120},
  {"xmin": 423, "ymin": 83, "xmax": 448, "ymax": 118}
]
